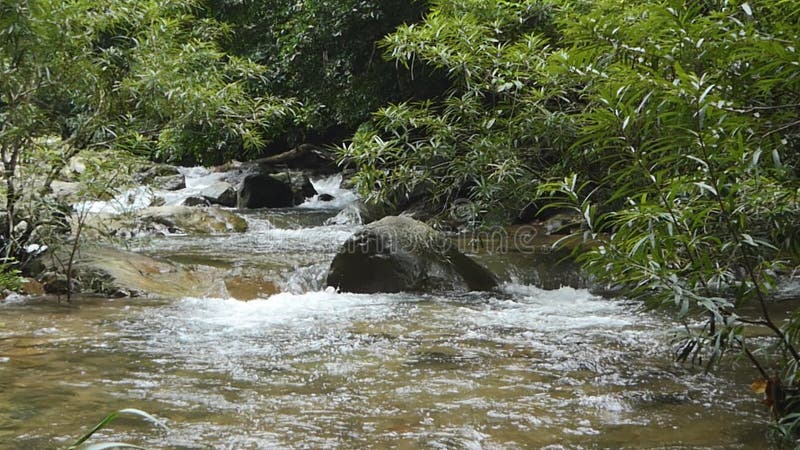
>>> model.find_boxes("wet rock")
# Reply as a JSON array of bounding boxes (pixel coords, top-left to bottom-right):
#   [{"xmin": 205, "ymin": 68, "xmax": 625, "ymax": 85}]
[
  {"xmin": 20, "ymin": 278, "xmax": 45, "ymax": 296},
  {"xmin": 326, "ymin": 215, "xmax": 498, "ymax": 293},
  {"xmin": 41, "ymin": 272, "xmax": 81, "ymax": 295},
  {"xmin": 182, "ymin": 196, "xmax": 211, "ymax": 207},
  {"xmin": 200, "ymin": 181, "xmax": 237, "ymax": 207},
  {"xmin": 223, "ymin": 277, "xmax": 280, "ymax": 300},
  {"xmin": 134, "ymin": 164, "xmax": 181, "ymax": 184},
  {"xmin": 324, "ymin": 204, "xmax": 364, "ymax": 226},
  {"xmin": 237, "ymin": 172, "xmax": 317, "ymax": 208},
  {"xmin": 152, "ymin": 174, "xmax": 186, "ymax": 191},
  {"xmin": 82, "ymin": 205, "xmax": 247, "ymax": 237},
  {"xmin": 237, "ymin": 174, "xmax": 293, "ymax": 208},
  {"xmin": 272, "ymin": 171, "xmax": 317, "ymax": 205},
  {"xmin": 350, "ymin": 200, "xmax": 390, "ymax": 224},
  {"xmin": 138, "ymin": 206, "xmax": 247, "ymax": 234},
  {"xmin": 74, "ymin": 246, "xmax": 225, "ymax": 298},
  {"xmin": 318, "ymin": 193, "xmax": 335, "ymax": 202}
]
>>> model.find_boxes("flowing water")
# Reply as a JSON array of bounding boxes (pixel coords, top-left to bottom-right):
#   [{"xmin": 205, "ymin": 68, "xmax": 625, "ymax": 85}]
[{"xmin": 0, "ymin": 171, "xmax": 770, "ymax": 449}]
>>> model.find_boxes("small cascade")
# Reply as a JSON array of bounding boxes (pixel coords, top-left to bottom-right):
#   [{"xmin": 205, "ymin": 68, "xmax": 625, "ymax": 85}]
[
  {"xmin": 73, "ymin": 166, "xmax": 229, "ymax": 214},
  {"xmin": 117, "ymin": 170, "xmax": 364, "ymax": 297},
  {"xmin": 300, "ymin": 174, "xmax": 359, "ymax": 210},
  {"xmin": 279, "ymin": 261, "xmax": 332, "ymax": 293},
  {"xmin": 75, "ymin": 185, "xmax": 157, "ymax": 215},
  {"xmin": 324, "ymin": 203, "xmax": 363, "ymax": 226},
  {"xmin": 158, "ymin": 166, "xmax": 228, "ymax": 206}
]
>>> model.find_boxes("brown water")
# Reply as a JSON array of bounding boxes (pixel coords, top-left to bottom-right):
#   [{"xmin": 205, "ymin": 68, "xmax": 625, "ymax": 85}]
[{"xmin": 0, "ymin": 199, "xmax": 773, "ymax": 449}]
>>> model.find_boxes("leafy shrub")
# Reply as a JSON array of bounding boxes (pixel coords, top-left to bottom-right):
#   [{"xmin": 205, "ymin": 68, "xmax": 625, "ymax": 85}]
[
  {"xmin": 538, "ymin": 0, "xmax": 800, "ymax": 433},
  {"xmin": 339, "ymin": 0, "xmax": 580, "ymax": 221},
  {"xmin": 342, "ymin": 0, "xmax": 800, "ymax": 432},
  {"xmin": 0, "ymin": 260, "xmax": 22, "ymax": 293}
]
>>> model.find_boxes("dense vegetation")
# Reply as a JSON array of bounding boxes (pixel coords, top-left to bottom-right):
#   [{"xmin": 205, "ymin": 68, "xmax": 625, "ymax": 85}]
[
  {"xmin": 342, "ymin": 0, "xmax": 800, "ymax": 434},
  {"xmin": 0, "ymin": 0, "xmax": 298, "ymax": 270},
  {"xmin": 2, "ymin": 0, "xmax": 800, "ymax": 437},
  {"xmin": 207, "ymin": 0, "xmax": 443, "ymax": 146}
]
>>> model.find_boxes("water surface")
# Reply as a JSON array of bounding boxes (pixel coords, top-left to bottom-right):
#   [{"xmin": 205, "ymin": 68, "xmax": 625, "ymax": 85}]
[{"xmin": 0, "ymin": 171, "xmax": 770, "ymax": 449}]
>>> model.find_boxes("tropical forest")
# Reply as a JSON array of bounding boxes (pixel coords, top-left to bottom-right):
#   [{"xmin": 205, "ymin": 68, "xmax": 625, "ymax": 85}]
[{"xmin": 2, "ymin": 0, "xmax": 800, "ymax": 448}]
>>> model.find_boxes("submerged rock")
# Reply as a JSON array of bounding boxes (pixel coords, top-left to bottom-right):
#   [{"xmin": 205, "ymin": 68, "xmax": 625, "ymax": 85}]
[
  {"xmin": 237, "ymin": 172, "xmax": 317, "ymax": 208},
  {"xmin": 326, "ymin": 216, "xmax": 498, "ymax": 293}
]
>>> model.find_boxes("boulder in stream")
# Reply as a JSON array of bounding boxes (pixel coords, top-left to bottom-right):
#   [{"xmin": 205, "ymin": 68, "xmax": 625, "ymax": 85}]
[
  {"xmin": 182, "ymin": 196, "xmax": 211, "ymax": 207},
  {"xmin": 137, "ymin": 205, "xmax": 247, "ymax": 234},
  {"xmin": 326, "ymin": 216, "xmax": 498, "ymax": 293},
  {"xmin": 152, "ymin": 174, "xmax": 186, "ymax": 191},
  {"xmin": 134, "ymin": 164, "xmax": 182, "ymax": 184},
  {"xmin": 200, "ymin": 181, "xmax": 237, "ymax": 207},
  {"xmin": 74, "ymin": 246, "xmax": 225, "ymax": 298},
  {"xmin": 237, "ymin": 172, "xmax": 317, "ymax": 208}
]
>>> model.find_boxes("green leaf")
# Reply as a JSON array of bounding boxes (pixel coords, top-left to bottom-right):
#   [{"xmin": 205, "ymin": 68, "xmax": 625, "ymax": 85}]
[
  {"xmin": 81, "ymin": 444, "xmax": 148, "ymax": 450},
  {"xmin": 694, "ymin": 182, "xmax": 717, "ymax": 196},
  {"xmin": 69, "ymin": 409, "xmax": 167, "ymax": 450}
]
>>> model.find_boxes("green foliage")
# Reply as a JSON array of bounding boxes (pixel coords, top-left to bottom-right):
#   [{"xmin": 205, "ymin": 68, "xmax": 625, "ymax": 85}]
[
  {"xmin": 0, "ymin": 259, "xmax": 22, "ymax": 292},
  {"xmin": 1, "ymin": 0, "xmax": 298, "ymax": 261},
  {"xmin": 208, "ymin": 0, "xmax": 433, "ymax": 143},
  {"xmin": 0, "ymin": 0, "xmax": 297, "ymax": 164},
  {"xmin": 536, "ymin": 0, "xmax": 800, "ymax": 430},
  {"xmin": 340, "ymin": 0, "xmax": 579, "ymax": 220},
  {"xmin": 69, "ymin": 408, "xmax": 166, "ymax": 450},
  {"xmin": 342, "ymin": 0, "xmax": 800, "ymax": 428}
]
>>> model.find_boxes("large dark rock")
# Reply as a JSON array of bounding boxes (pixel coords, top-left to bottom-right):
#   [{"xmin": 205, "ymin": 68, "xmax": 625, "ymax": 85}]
[
  {"xmin": 182, "ymin": 196, "xmax": 211, "ymax": 207},
  {"xmin": 274, "ymin": 171, "xmax": 317, "ymax": 204},
  {"xmin": 326, "ymin": 216, "xmax": 498, "ymax": 293},
  {"xmin": 237, "ymin": 172, "xmax": 317, "ymax": 208}
]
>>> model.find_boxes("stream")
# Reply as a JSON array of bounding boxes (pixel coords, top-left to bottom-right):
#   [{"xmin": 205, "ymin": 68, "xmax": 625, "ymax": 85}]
[{"xmin": 0, "ymin": 169, "xmax": 769, "ymax": 449}]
